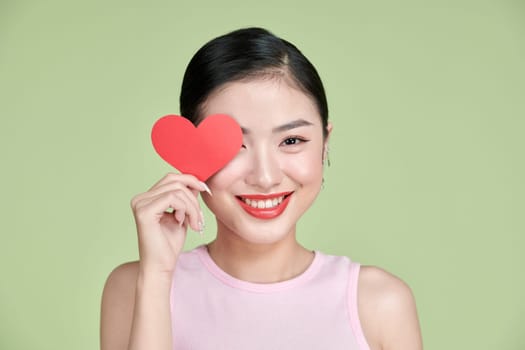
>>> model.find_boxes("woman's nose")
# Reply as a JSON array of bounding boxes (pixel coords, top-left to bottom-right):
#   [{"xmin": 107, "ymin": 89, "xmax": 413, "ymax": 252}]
[{"xmin": 245, "ymin": 148, "xmax": 283, "ymax": 191}]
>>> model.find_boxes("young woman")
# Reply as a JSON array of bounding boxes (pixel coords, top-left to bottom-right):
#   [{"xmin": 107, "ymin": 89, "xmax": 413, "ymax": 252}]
[{"xmin": 101, "ymin": 27, "xmax": 423, "ymax": 350}]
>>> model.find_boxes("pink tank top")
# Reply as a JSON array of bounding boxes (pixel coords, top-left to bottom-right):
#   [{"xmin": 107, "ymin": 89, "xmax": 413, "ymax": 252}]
[{"xmin": 170, "ymin": 245, "xmax": 370, "ymax": 350}]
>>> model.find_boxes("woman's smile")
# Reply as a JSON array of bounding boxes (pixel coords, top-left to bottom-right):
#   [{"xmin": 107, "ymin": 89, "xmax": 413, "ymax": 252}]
[{"xmin": 236, "ymin": 191, "xmax": 294, "ymax": 219}]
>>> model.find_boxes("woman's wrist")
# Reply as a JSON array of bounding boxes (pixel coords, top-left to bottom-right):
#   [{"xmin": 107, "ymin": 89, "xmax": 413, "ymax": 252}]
[{"xmin": 136, "ymin": 264, "xmax": 175, "ymax": 292}]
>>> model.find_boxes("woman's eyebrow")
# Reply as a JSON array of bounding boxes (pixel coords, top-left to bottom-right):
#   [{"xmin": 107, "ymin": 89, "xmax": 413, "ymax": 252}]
[
  {"xmin": 273, "ymin": 119, "xmax": 313, "ymax": 133},
  {"xmin": 241, "ymin": 119, "xmax": 314, "ymax": 135}
]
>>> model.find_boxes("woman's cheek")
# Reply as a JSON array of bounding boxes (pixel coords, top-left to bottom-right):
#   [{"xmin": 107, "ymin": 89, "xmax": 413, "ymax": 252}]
[{"xmin": 284, "ymin": 151, "xmax": 324, "ymax": 183}]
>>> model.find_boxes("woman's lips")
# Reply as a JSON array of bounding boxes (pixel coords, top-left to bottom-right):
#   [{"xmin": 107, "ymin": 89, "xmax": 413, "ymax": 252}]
[{"xmin": 236, "ymin": 192, "xmax": 293, "ymax": 219}]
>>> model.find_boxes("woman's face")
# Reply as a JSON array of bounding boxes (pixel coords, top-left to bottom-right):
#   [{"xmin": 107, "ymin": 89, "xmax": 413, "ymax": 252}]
[{"xmin": 200, "ymin": 77, "xmax": 331, "ymax": 244}]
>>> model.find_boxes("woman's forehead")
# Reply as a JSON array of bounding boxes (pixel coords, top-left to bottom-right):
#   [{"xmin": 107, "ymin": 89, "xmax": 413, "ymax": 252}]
[{"xmin": 201, "ymin": 79, "xmax": 321, "ymax": 127}]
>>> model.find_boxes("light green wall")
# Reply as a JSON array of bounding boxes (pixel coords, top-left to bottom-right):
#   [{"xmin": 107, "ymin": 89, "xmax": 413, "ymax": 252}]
[{"xmin": 1, "ymin": 0, "xmax": 523, "ymax": 349}]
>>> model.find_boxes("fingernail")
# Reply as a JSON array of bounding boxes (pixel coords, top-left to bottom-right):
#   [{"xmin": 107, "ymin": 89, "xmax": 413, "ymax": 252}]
[
  {"xmin": 200, "ymin": 181, "xmax": 212, "ymax": 196},
  {"xmin": 198, "ymin": 221, "xmax": 205, "ymax": 236}
]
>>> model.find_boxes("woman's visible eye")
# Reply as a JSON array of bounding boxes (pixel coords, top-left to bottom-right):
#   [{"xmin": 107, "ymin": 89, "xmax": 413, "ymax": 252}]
[
  {"xmin": 241, "ymin": 144, "xmax": 247, "ymax": 149},
  {"xmin": 281, "ymin": 137, "xmax": 309, "ymax": 146}
]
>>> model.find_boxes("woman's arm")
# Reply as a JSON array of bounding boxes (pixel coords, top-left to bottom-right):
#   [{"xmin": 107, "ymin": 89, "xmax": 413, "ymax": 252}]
[
  {"xmin": 358, "ymin": 266, "xmax": 423, "ymax": 350},
  {"xmin": 100, "ymin": 173, "xmax": 209, "ymax": 350}
]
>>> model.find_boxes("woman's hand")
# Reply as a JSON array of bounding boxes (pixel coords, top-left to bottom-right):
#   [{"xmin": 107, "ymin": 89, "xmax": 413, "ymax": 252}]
[{"xmin": 130, "ymin": 173, "xmax": 210, "ymax": 277}]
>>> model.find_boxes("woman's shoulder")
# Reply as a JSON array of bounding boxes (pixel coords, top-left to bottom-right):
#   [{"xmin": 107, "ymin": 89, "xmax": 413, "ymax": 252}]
[
  {"xmin": 358, "ymin": 265, "xmax": 413, "ymax": 299},
  {"xmin": 101, "ymin": 261, "xmax": 140, "ymax": 310},
  {"xmin": 104, "ymin": 261, "xmax": 140, "ymax": 291},
  {"xmin": 357, "ymin": 265, "xmax": 423, "ymax": 350}
]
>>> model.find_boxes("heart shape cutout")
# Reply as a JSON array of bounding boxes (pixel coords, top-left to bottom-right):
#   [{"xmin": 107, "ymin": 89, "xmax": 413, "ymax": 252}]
[{"xmin": 151, "ymin": 114, "xmax": 243, "ymax": 181}]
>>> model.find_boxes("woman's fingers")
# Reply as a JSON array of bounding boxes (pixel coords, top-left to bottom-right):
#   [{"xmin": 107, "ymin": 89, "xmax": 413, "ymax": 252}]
[
  {"xmin": 129, "ymin": 173, "xmax": 209, "ymax": 275},
  {"xmin": 133, "ymin": 181, "xmax": 201, "ymax": 212},
  {"xmin": 133, "ymin": 189, "xmax": 203, "ymax": 232},
  {"xmin": 130, "ymin": 173, "xmax": 208, "ymax": 233}
]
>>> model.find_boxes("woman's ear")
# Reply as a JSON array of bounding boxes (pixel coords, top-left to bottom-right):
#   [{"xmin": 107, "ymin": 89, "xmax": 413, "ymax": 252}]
[{"xmin": 323, "ymin": 122, "xmax": 333, "ymax": 165}]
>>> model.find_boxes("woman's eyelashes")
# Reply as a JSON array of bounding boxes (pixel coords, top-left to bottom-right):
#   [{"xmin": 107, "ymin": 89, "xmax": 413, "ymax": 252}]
[
  {"xmin": 280, "ymin": 136, "xmax": 309, "ymax": 147},
  {"xmin": 240, "ymin": 136, "xmax": 310, "ymax": 150}
]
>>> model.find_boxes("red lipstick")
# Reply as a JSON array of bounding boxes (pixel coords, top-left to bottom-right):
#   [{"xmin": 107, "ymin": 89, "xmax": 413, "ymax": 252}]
[{"xmin": 236, "ymin": 192, "xmax": 293, "ymax": 220}]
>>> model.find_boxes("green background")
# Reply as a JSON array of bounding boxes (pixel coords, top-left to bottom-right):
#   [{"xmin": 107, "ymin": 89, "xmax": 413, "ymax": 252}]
[{"xmin": 1, "ymin": 0, "xmax": 524, "ymax": 349}]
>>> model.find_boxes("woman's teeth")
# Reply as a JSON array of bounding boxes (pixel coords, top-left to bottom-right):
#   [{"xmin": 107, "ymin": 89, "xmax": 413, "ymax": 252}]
[{"xmin": 242, "ymin": 196, "xmax": 284, "ymax": 209}]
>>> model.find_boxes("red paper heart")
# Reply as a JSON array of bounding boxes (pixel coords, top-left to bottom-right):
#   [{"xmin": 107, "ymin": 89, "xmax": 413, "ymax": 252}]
[{"xmin": 151, "ymin": 114, "xmax": 243, "ymax": 181}]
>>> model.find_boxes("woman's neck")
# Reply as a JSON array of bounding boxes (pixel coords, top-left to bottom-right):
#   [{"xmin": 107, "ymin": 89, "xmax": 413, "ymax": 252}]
[{"xmin": 206, "ymin": 228, "xmax": 314, "ymax": 284}]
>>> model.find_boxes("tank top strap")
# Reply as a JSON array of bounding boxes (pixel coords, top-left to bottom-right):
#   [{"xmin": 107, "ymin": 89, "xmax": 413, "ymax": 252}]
[{"xmin": 348, "ymin": 262, "xmax": 371, "ymax": 350}]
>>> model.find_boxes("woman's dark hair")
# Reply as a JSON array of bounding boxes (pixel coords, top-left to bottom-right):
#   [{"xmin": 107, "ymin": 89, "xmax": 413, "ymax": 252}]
[{"xmin": 180, "ymin": 27, "xmax": 329, "ymax": 137}]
